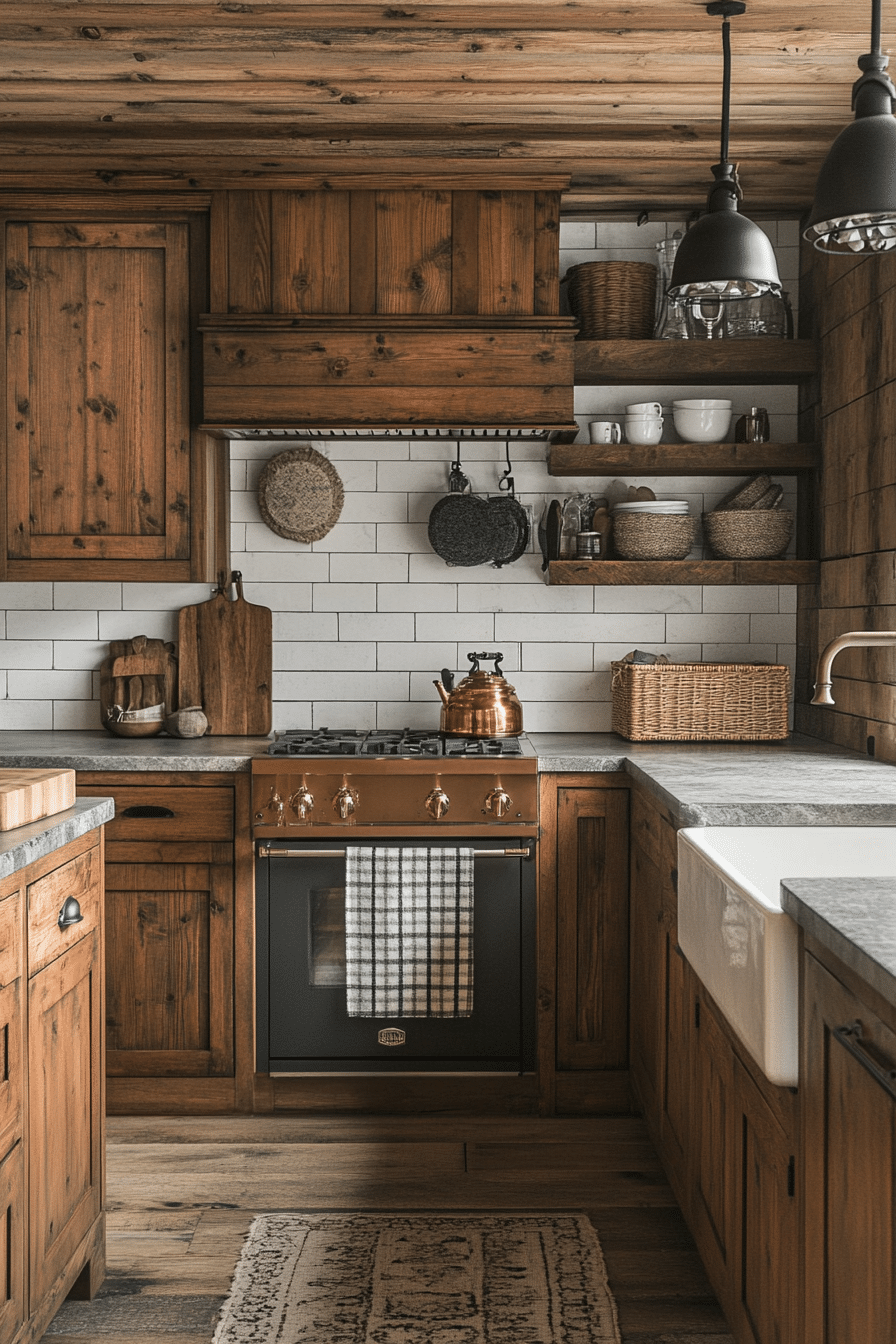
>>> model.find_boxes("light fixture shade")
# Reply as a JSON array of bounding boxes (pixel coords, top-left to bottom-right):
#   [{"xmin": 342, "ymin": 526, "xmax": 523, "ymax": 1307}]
[
  {"xmin": 804, "ymin": 114, "xmax": 896, "ymax": 251},
  {"xmin": 669, "ymin": 208, "xmax": 781, "ymax": 298}
]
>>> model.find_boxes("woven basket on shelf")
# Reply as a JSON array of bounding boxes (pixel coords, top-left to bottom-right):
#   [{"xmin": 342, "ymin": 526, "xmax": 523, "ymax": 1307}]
[
  {"xmin": 611, "ymin": 661, "xmax": 791, "ymax": 741},
  {"xmin": 612, "ymin": 512, "xmax": 697, "ymax": 560},
  {"xmin": 565, "ymin": 261, "xmax": 657, "ymax": 339},
  {"xmin": 703, "ymin": 508, "xmax": 794, "ymax": 559}
]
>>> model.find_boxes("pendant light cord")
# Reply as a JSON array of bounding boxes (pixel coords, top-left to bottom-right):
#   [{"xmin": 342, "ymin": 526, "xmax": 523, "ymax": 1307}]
[
  {"xmin": 719, "ymin": 14, "xmax": 732, "ymax": 165},
  {"xmin": 872, "ymin": 0, "xmax": 882, "ymax": 55}
]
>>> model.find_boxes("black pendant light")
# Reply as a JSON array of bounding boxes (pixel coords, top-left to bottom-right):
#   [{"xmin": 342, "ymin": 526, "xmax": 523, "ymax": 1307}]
[
  {"xmin": 669, "ymin": 1, "xmax": 781, "ymax": 299},
  {"xmin": 804, "ymin": 0, "xmax": 896, "ymax": 253}
]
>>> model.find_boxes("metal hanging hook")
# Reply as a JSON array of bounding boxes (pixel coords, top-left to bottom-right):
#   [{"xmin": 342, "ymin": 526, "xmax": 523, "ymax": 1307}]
[{"xmin": 498, "ymin": 440, "xmax": 515, "ymax": 495}]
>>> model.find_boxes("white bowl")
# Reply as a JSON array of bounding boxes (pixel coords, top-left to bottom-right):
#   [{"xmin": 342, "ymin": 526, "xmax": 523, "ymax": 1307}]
[
  {"xmin": 624, "ymin": 416, "xmax": 663, "ymax": 446},
  {"xmin": 672, "ymin": 398, "xmax": 732, "ymax": 410},
  {"xmin": 673, "ymin": 406, "xmax": 732, "ymax": 442}
]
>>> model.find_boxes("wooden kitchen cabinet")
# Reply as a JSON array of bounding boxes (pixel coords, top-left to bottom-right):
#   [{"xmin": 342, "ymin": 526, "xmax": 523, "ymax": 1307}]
[
  {"xmin": 2, "ymin": 201, "xmax": 226, "ymax": 582},
  {"xmin": 0, "ymin": 826, "xmax": 105, "ymax": 1343},
  {"xmin": 77, "ymin": 772, "xmax": 254, "ymax": 1115},
  {"xmin": 803, "ymin": 946, "xmax": 896, "ymax": 1344},
  {"xmin": 629, "ymin": 783, "xmax": 801, "ymax": 1344},
  {"xmin": 537, "ymin": 775, "xmax": 630, "ymax": 1114}
]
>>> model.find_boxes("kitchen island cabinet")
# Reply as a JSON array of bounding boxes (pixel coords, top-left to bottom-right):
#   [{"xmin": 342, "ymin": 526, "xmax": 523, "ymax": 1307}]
[{"xmin": 0, "ymin": 798, "xmax": 111, "ymax": 1343}]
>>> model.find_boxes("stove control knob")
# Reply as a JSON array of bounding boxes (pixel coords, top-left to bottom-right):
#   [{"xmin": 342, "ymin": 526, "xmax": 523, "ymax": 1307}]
[
  {"xmin": 485, "ymin": 788, "xmax": 512, "ymax": 819},
  {"xmin": 334, "ymin": 786, "xmax": 357, "ymax": 820},
  {"xmin": 425, "ymin": 787, "xmax": 450, "ymax": 820},
  {"xmin": 289, "ymin": 787, "xmax": 314, "ymax": 820},
  {"xmin": 268, "ymin": 789, "xmax": 285, "ymax": 826}
]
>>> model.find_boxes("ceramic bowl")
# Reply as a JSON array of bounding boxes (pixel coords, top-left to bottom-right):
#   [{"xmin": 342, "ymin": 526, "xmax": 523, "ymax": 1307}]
[{"xmin": 672, "ymin": 405, "xmax": 732, "ymax": 443}]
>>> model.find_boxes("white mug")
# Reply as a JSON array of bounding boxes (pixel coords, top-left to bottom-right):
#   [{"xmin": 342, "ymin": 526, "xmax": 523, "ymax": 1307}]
[
  {"xmin": 626, "ymin": 401, "xmax": 663, "ymax": 418},
  {"xmin": 588, "ymin": 419, "xmax": 623, "ymax": 444},
  {"xmin": 624, "ymin": 415, "xmax": 664, "ymax": 446}
]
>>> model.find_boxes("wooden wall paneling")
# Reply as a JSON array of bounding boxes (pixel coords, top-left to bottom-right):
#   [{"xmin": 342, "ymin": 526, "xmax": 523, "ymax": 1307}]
[
  {"xmin": 225, "ymin": 190, "xmax": 271, "ymax": 313},
  {"xmin": 690, "ymin": 989, "xmax": 736, "ymax": 1320},
  {"xmin": 208, "ymin": 192, "xmax": 230, "ymax": 313},
  {"xmin": 450, "ymin": 191, "xmax": 480, "ymax": 316},
  {"xmin": 476, "ymin": 191, "xmax": 535, "ymax": 316},
  {"xmin": 374, "ymin": 189, "xmax": 452, "ymax": 314},
  {"xmin": 349, "ymin": 190, "xmax": 377, "ymax": 314},
  {"xmin": 270, "ymin": 191, "xmax": 351, "ymax": 313},
  {"xmin": 232, "ymin": 774, "xmax": 258, "ymax": 1114},
  {"xmin": 533, "ymin": 190, "xmax": 560, "ymax": 317}
]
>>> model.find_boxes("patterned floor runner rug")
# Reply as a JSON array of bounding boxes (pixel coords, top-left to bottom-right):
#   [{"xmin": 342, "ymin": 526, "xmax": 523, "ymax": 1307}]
[{"xmin": 212, "ymin": 1212, "xmax": 621, "ymax": 1343}]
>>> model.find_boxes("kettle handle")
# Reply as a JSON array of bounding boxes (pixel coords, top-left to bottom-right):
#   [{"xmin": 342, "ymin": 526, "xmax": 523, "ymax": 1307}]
[{"xmin": 467, "ymin": 651, "xmax": 504, "ymax": 675}]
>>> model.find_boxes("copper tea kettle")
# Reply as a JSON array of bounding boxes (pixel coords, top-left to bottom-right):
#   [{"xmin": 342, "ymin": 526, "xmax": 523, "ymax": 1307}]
[{"xmin": 433, "ymin": 652, "xmax": 523, "ymax": 737}]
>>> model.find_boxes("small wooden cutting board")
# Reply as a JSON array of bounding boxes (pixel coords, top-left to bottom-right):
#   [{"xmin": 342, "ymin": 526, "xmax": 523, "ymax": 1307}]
[
  {"xmin": 0, "ymin": 769, "xmax": 76, "ymax": 832},
  {"xmin": 178, "ymin": 572, "xmax": 273, "ymax": 736}
]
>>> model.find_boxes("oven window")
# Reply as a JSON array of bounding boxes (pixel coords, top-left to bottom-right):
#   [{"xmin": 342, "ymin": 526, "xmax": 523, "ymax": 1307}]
[{"xmin": 308, "ymin": 887, "xmax": 347, "ymax": 988}]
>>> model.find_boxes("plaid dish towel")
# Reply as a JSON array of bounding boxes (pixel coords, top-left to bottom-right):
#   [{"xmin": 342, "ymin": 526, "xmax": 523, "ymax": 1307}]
[{"xmin": 344, "ymin": 847, "xmax": 474, "ymax": 1018}]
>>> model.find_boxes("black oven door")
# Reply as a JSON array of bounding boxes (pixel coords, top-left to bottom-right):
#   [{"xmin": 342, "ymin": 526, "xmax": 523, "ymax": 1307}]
[{"xmin": 256, "ymin": 838, "xmax": 535, "ymax": 1072}]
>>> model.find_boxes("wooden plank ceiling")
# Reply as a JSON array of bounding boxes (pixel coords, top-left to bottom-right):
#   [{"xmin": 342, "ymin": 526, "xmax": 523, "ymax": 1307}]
[{"xmin": 0, "ymin": 1, "xmax": 879, "ymax": 212}]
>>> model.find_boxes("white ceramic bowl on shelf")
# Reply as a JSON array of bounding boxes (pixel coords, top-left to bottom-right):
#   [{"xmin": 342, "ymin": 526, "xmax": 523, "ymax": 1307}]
[{"xmin": 672, "ymin": 398, "xmax": 732, "ymax": 443}]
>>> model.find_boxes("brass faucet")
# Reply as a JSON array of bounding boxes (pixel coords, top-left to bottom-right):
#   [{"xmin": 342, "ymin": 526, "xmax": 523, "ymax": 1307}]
[{"xmin": 811, "ymin": 631, "xmax": 896, "ymax": 706}]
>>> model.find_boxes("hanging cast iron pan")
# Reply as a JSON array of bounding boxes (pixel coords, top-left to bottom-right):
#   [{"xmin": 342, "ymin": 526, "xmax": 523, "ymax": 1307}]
[
  {"xmin": 539, "ymin": 499, "xmax": 562, "ymax": 571},
  {"xmin": 428, "ymin": 459, "xmax": 495, "ymax": 567},
  {"xmin": 488, "ymin": 493, "xmax": 530, "ymax": 568}
]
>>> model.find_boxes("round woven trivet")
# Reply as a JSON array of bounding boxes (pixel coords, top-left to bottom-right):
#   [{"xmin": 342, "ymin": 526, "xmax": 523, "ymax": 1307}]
[{"xmin": 257, "ymin": 447, "xmax": 344, "ymax": 543}]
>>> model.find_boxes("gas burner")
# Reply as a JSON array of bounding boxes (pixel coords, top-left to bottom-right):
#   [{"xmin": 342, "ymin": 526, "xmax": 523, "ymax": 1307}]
[{"xmin": 268, "ymin": 728, "xmax": 526, "ymax": 758}]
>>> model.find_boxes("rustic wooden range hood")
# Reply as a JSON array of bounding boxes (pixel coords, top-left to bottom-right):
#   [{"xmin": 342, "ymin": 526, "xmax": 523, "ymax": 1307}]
[{"xmin": 200, "ymin": 185, "xmax": 578, "ymax": 439}]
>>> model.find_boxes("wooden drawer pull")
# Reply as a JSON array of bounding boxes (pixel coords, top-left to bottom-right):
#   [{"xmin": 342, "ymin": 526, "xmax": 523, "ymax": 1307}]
[
  {"xmin": 834, "ymin": 1021, "xmax": 896, "ymax": 1100},
  {"xmin": 57, "ymin": 897, "xmax": 85, "ymax": 930},
  {"xmin": 121, "ymin": 805, "xmax": 175, "ymax": 819}
]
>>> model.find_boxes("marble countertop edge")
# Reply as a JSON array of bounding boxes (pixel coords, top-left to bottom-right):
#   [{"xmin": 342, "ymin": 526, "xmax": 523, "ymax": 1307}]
[
  {"xmin": 0, "ymin": 797, "xmax": 115, "ymax": 881},
  {"xmin": 782, "ymin": 877, "xmax": 896, "ymax": 1008}
]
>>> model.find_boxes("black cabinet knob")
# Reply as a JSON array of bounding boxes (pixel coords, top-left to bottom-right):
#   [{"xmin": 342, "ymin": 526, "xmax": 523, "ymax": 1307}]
[{"xmin": 58, "ymin": 897, "xmax": 85, "ymax": 929}]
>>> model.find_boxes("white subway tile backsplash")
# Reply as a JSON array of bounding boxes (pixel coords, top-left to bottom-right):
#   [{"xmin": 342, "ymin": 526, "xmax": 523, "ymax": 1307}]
[
  {"xmin": 274, "ymin": 612, "xmax": 339, "ymax": 640},
  {"xmin": 340, "ymin": 493, "xmax": 408, "ymax": 524},
  {"xmin": 594, "ymin": 586, "xmax": 702, "ymax": 614},
  {"xmin": 53, "ymin": 700, "xmax": 102, "ymax": 730},
  {"xmin": 339, "ymin": 612, "xmax": 415, "ymax": 642},
  {"xmin": 523, "ymin": 701, "xmax": 613, "ymax": 732},
  {"xmin": 496, "ymin": 613, "xmax": 666, "ymax": 643},
  {"xmin": 312, "ymin": 701, "xmax": 377, "ymax": 730},
  {"xmin": 122, "ymin": 583, "xmax": 211, "ymax": 610},
  {"xmin": 8, "ymin": 610, "xmax": 99, "ymax": 641},
  {"xmin": 313, "ymin": 584, "xmax": 377, "ymax": 612},
  {"xmin": 666, "ymin": 614, "xmax": 750, "ymax": 643},
  {"xmin": 703, "ymin": 586, "xmax": 780, "ymax": 614},
  {"xmin": 54, "ymin": 583, "xmax": 123, "ymax": 610},
  {"xmin": 380, "ymin": 524, "xmax": 431, "ymax": 554},
  {"xmin": 2, "ymin": 640, "xmax": 52, "ymax": 669},
  {"xmin": 559, "ymin": 221, "xmax": 597, "ymax": 248},
  {"xmin": 255, "ymin": 584, "xmax": 313, "ymax": 613},
  {"xmin": 701, "ymin": 643, "xmax": 778, "ymax": 663},
  {"xmin": 415, "ymin": 613, "xmax": 495, "ymax": 643},
  {"xmin": 410, "ymin": 553, "xmax": 537, "ymax": 584},
  {"xmin": 512, "ymin": 671, "xmax": 604, "ymax": 702},
  {"xmin": 240, "ymin": 554, "xmax": 330, "ymax": 584},
  {"xmin": 311, "ymin": 523, "xmax": 376, "ymax": 554},
  {"xmin": 53, "ymin": 641, "xmax": 108, "ymax": 670},
  {"xmin": 329, "ymin": 554, "xmax": 409, "ymax": 585},
  {"xmin": 97, "ymin": 611, "xmax": 177, "ymax": 642},
  {"xmin": 378, "ymin": 642, "xmax": 460, "ymax": 672},
  {"xmin": 0, "ymin": 701, "xmax": 53, "ymax": 729},
  {"xmin": 275, "ymin": 671, "xmax": 409, "ymax": 701},
  {"xmin": 377, "ymin": 460, "xmax": 454, "ymax": 494},
  {"xmin": 750, "ymin": 613, "xmax": 801, "ymax": 643},
  {"xmin": 523, "ymin": 643, "xmax": 594, "ymax": 672},
  {"xmin": 8, "ymin": 669, "xmax": 93, "ymax": 700},
  {"xmin": 378, "ymin": 584, "xmax": 457, "ymax": 613},
  {"xmin": 274, "ymin": 641, "xmax": 376, "ymax": 671},
  {"xmin": 0, "ymin": 583, "xmax": 53, "ymax": 610},
  {"xmin": 458, "ymin": 583, "xmax": 593, "ymax": 614}
]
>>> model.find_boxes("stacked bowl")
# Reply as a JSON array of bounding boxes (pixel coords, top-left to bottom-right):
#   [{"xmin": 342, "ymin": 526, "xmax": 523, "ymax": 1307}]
[{"xmin": 672, "ymin": 399, "xmax": 732, "ymax": 443}]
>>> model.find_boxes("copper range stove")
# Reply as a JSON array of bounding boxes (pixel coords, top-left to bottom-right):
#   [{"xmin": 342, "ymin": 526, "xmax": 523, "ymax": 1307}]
[{"xmin": 252, "ymin": 729, "xmax": 537, "ymax": 1074}]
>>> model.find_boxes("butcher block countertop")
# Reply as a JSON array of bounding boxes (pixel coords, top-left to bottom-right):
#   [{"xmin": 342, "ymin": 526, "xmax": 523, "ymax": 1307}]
[
  {"xmin": 0, "ymin": 729, "xmax": 893, "ymax": 825},
  {"xmin": 0, "ymin": 795, "xmax": 115, "ymax": 881}
]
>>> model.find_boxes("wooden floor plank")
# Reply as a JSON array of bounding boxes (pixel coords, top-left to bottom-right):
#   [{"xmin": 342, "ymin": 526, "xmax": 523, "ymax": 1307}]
[{"xmin": 47, "ymin": 1115, "xmax": 731, "ymax": 1343}]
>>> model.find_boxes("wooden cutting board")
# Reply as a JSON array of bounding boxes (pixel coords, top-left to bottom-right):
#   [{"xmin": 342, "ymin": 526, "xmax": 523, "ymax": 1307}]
[
  {"xmin": 177, "ymin": 572, "xmax": 272, "ymax": 735},
  {"xmin": 0, "ymin": 768, "xmax": 76, "ymax": 832}
]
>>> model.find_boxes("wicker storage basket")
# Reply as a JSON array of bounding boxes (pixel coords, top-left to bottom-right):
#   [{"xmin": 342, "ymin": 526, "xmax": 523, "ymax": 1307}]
[
  {"xmin": 611, "ymin": 660, "xmax": 791, "ymax": 741},
  {"xmin": 566, "ymin": 261, "xmax": 657, "ymax": 339},
  {"xmin": 612, "ymin": 512, "xmax": 697, "ymax": 560},
  {"xmin": 703, "ymin": 508, "xmax": 794, "ymax": 559}
]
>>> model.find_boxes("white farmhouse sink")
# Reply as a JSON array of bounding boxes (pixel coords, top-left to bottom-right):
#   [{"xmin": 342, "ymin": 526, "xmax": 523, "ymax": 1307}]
[{"xmin": 677, "ymin": 827, "xmax": 896, "ymax": 1087}]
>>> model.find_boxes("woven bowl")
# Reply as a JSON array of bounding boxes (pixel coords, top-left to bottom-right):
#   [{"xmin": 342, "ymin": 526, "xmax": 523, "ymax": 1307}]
[
  {"xmin": 613, "ymin": 512, "xmax": 697, "ymax": 560},
  {"xmin": 703, "ymin": 508, "xmax": 794, "ymax": 559}
]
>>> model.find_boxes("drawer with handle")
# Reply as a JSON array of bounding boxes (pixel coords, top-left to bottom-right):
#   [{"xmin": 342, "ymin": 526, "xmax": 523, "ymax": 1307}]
[
  {"xmin": 27, "ymin": 845, "xmax": 101, "ymax": 977},
  {"xmin": 81, "ymin": 785, "xmax": 234, "ymax": 842}
]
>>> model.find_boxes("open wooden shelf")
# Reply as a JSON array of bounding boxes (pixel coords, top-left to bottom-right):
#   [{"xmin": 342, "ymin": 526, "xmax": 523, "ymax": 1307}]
[
  {"xmin": 573, "ymin": 339, "xmax": 817, "ymax": 386},
  {"xmin": 548, "ymin": 559, "xmax": 820, "ymax": 586},
  {"xmin": 548, "ymin": 441, "xmax": 819, "ymax": 477}
]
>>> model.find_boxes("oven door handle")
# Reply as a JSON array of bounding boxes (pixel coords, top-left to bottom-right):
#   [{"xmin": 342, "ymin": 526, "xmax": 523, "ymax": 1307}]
[{"xmin": 257, "ymin": 843, "xmax": 535, "ymax": 860}]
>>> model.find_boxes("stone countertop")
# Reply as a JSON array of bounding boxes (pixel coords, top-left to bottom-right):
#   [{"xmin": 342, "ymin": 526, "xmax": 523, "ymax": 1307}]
[
  {"xmin": 0, "ymin": 731, "xmax": 271, "ymax": 773},
  {"xmin": 529, "ymin": 732, "xmax": 896, "ymax": 827},
  {"xmin": 782, "ymin": 878, "xmax": 896, "ymax": 1008},
  {"xmin": 1, "ymin": 729, "xmax": 894, "ymax": 825},
  {"xmin": 0, "ymin": 797, "xmax": 115, "ymax": 881}
]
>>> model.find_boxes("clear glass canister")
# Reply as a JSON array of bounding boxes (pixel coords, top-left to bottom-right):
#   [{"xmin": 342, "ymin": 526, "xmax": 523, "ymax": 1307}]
[{"xmin": 654, "ymin": 232, "xmax": 688, "ymax": 339}]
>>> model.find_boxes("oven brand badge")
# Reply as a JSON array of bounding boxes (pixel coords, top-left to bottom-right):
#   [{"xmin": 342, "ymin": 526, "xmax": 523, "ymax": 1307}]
[{"xmin": 377, "ymin": 1027, "xmax": 406, "ymax": 1047}]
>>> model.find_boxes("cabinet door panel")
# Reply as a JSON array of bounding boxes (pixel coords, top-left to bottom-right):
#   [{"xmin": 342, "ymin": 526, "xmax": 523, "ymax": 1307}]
[
  {"xmin": 734, "ymin": 1058, "xmax": 799, "ymax": 1344},
  {"xmin": 556, "ymin": 787, "xmax": 629, "ymax": 1070},
  {"xmin": 804, "ymin": 953, "xmax": 896, "ymax": 1344},
  {"xmin": 105, "ymin": 862, "xmax": 233, "ymax": 1077},
  {"xmin": 28, "ymin": 931, "xmax": 103, "ymax": 1311},
  {"xmin": 691, "ymin": 991, "xmax": 735, "ymax": 1313},
  {"xmin": 629, "ymin": 839, "xmax": 664, "ymax": 1120},
  {"xmin": 0, "ymin": 1142, "xmax": 25, "ymax": 1344}
]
